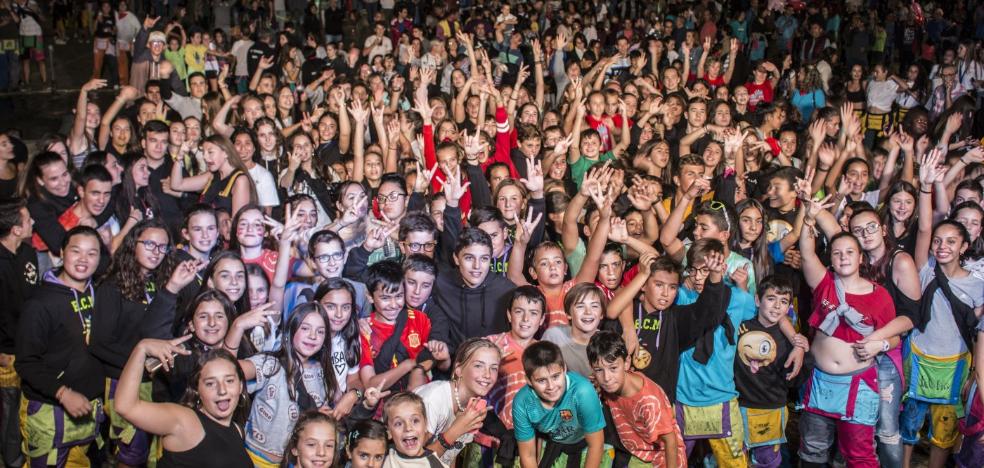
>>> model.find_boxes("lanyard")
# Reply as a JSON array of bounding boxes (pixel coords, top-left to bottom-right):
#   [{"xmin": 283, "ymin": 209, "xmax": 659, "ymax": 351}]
[{"xmin": 636, "ymin": 301, "xmax": 663, "ymax": 352}]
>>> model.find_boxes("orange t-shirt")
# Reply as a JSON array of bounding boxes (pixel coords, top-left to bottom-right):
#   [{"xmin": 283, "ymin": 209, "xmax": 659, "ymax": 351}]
[
  {"xmin": 486, "ymin": 332, "xmax": 533, "ymax": 429},
  {"xmin": 539, "ymin": 280, "xmax": 575, "ymax": 329},
  {"xmin": 607, "ymin": 374, "xmax": 687, "ymax": 467}
]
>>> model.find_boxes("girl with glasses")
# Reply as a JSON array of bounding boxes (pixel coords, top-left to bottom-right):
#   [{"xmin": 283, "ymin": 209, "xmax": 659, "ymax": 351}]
[{"xmin": 90, "ymin": 218, "xmax": 201, "ymax": 467}]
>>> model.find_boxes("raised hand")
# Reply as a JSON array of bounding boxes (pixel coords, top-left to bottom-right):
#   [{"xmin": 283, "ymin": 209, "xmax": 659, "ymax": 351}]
[
  {"xmin": 81, "ymin": 78, "xmax": 108, "ymax": 92},
  {"xmin": 730, "ymin": 263, "xmax": 751, "ymax": 291},
  {"xmin": 704, "ymin": 250, "xmax": 726, "ymax": 283},
  {"xmin": 414, "ymin": 162, "xmax": 438, "ymax": 193},
  {"xmin": 463, "ymin": 130, "xmax": 486, "ymax": 160},
  {"xmin": 166, "ymin": 259, "xmax": 202, "ymax": 293},
  {"xmin": 805, "ymin": 194, "xmax": 836, "ymax": 221},
  {"xmin": 686, "ymin": 177, "xmax": 712, "ymax": 199},
  {"xmin": 513, "ymin": 210, "xmax": 544, "ymax": 246},
  {"xmin": 919, "ymin": 149, "xmax": 946, "ymax": 186},
  {"xmin": 362, "ymin": 379, "xmax": 392, "ymax": 409},
  {"xmin": 519, "ymin": 157, "xmax": 544, "ymax": 194},
  {"xmin": 364, "ymin": 220, "xmax": 398, "ymax": 251},
  {"xmin": 608, "ymin": 217, "xmax": 630, "ymax": 243},
  {"xmin": 817, "ymin": 143, "xmax": 837, "ymax": 168},
  {"xmin": 234, "ymin": 302, "xmax": 279, "ymax": 330},
  {"xmin": 258, "ymin": 55, "xmax": 275, "ymax": 70},
  {"xmin": 440, "ymin": 167, "xmax": 471, "ymax": 207},
  {"xmin": 138, "ymin": 335, "xmax": 192, "ymax": 373},
  {"xmin": 348, "ymin": 100, "xmax": 369, "ymax": 125}
]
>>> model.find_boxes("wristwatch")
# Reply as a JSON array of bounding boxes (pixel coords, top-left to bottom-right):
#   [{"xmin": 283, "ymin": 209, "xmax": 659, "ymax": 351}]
[
  {"xmin": 881, "ymin": 340, "xmax": 890, "ymax": 353},
  {"xmin": 351, "ymin": 388, "xmax": 364, "ymax": 402},
  {"xmin": 436, "ymin": 433, "xmax": 463, "ymax": 451}
]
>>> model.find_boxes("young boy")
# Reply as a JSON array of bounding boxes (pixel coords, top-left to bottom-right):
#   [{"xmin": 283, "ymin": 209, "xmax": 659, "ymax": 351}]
[
  {"xmin": 15, "ymin": 227, "xmax": 105, "ymax": 467},
  {"xmin": 382, "ymin": 391, "xmax": 449, "ymax": 468},
  {"xmin": 58, "ymin": 164, "xmax": 114, "ymax": 241},
  {"xmin": 588, "ymin": 330, "xmax": 686, "ymax": 468},
  {"xmin": 541, "ymin": 283, "xmax": 609, "ymax": 377},
  {"xmin": 359, "ymin": 260, "xmax": 432, "ymax": 393},
  {"xmin": 672, "ymin": 240, "xmax": 803, "ymax": 467},
  {"xmin": 284, "ymin": 229, "xmax": 370, "ymax": 317},
  {"xmin": 512, "ymin": 341, "xmax": 612, "ymax": 468},
  {"xmin": 344, "ymin": 210, "xmax": 439, "ymax": 279},
  {"xmin": 430, "ymin": 229, "xmax": 516, "ymax": 355},
  {"xmin": 0, "ymin": 200, "xmax": 38, "ymax": 468},
  {"xmin": 485, "ymin": 286, "xmax": 547, "ymax": 466},
  {"xmin": 734, "ymin": 276, "xmax": 811, "ymax": 468},
  {"xmin": 659, "ymin": 154, "xmax": 713, "ymax": 221}
]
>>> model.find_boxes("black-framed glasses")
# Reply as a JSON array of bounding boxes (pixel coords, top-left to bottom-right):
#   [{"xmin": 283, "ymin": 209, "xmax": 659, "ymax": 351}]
[
  {"xmin": 139, "ymin": 240, "xmax": 171, "ymax": 254},
  {"xmin": 851, "ymin": 222, "xmax": 880, "ymax": 238},
  {"xmin": 403, "ymin": 241, "xmax": 437, "ymax": 253},
  {"xmin": 686, "ymin": 266, "xmax": 710, "ymax": 277},
  {"xmin": 314, "ymin": 252, "xmax": 344, "ymax": 264},
  {"xmin": 377, "ymin": 192, "xmax": 406, "ymax": 204}
]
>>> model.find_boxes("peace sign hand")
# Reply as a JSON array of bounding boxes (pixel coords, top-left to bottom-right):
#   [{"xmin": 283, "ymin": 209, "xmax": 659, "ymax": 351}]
[
  {"xmin": 513, "ymin": 210, "xmax": 544, "ymax": 247},
  {"xmin": 362, "ymin": 379, "xmax": 393, "ymax": 410}
]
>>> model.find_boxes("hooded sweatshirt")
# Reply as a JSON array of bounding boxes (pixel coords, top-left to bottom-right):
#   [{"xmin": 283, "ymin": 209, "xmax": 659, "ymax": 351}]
[
  {"xmin": 15, "ymin": 271, "xmax": 105, "ymax": 403},
  {"xmin": 429, "ymin": 268, "xmax": 516, "ymax": 354},
  {"xmin": 90, "ymin": 277, "xmax": 178, "ymax": 379},
  {"xmin": 0, "ymin": 240, "xmax": 39, "ymax": 354}
]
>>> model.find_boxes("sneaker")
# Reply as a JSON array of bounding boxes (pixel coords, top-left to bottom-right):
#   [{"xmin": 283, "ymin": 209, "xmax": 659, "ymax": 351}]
[{"xmin": 54, "ymin": 38, "xmax": 66, "ymax": 45}]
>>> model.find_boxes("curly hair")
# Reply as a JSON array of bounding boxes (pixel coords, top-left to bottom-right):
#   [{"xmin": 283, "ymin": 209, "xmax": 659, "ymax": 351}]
[{"xmin": 103, "ymin": 218, "xmax": 174, "ymax": 303}]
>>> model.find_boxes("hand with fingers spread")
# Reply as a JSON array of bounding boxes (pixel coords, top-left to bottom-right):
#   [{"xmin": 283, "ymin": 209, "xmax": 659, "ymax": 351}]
[
  {"xmin": 414, "ymin": 163, "xmax": 438, "ymax": 193},
  {"xmin": 348, "ymin": 100, "xmax": 369, "ymax": 125},
  {"xmin": 463, "ymin": 130, "xmax": 486, "ymax": 161},
  {"xmin": 816, "ymin": 143, "xmax": 837, "ymax": 169},
  {"xmin": 412, "ymin": 96, "xmax": 433, "ymax": 124},
  {"xmin": 441, "ymin": 168, "xmax": 471, "ymax": 208},
  {"xmin": 703, "ymin": 250, "xmax": 727, "ymax": 284},
  {"xmin": 805, "ymin": 194, "xmax": 836, "ymax": 222},
  {"xmin": 513, "ymin": 211, "xmax": 544, "ymax": 246},
  {"xmin": 137, "ymin": 335, "xmax": 193, "ymax": 374},
  {"xmin": 919, "ymin": 149, "xmax": 946, "ymax": 187},
  {"xmin": 82, "ymin": 78, "xmax": 108, "ymax": 92},
  {"xmin": 519, "ymin": 157, "xmax": 544, "ymax": 195},
  {"xmin": 686, "ymin": 177, "xmax": 711, "ymax": 200},
  {"xmin": 608, "ymin": 217, "xmax": 630, "ymax": 244}
]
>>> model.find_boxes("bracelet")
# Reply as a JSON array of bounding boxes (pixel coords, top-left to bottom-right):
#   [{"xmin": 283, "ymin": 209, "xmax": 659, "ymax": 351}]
[
  {"xmin": 816, "ymin": 166, "xmax": 830, "ymax": 172},
  {"xmin": 413, "ymin": 363, "xmax": 426, "ymax": 373},
  {"xmin": 920, "ymin": 188, "xmax": 933, "ymax": 194}
]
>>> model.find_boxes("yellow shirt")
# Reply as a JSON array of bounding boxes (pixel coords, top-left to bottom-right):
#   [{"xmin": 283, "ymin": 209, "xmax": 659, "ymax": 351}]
[{"xmin": 184, "ymin": 44, "xmax": 207, "ymax": 74}]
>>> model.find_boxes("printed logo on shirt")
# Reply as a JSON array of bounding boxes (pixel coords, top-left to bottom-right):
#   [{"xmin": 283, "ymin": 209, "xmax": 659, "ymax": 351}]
[
  {"xmin": 23, "ymin": 261, "xmax": 38, "ymax": 285},
  {"xmin": 560, "ymin": 409, "xmax": 573, "ymax": 421},
  {"xmin": 407, "ymin": 330, "xmax": 420, "ymax": 348}
]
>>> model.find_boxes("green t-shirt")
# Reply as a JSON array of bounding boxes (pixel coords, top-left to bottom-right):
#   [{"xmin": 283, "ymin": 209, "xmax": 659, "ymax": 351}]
[
  {"xmin": 164, "ymin": 48, "xmax": 188, "ymax": 80},
  {"xmin": 570, "ymin": 151, "xmax": 616, "ymax": 189}
]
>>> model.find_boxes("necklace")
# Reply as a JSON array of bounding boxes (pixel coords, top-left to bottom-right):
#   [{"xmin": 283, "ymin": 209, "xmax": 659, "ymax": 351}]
[{"xmin": 452, "ymin": 380, "xmax": 464, "ymax": 413}]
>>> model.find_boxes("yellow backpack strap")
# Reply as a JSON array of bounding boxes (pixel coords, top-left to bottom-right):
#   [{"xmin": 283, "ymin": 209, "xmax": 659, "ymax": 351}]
[{"xmin": 219, "ymin": 170, "xmax": 245, "ymax": 197}]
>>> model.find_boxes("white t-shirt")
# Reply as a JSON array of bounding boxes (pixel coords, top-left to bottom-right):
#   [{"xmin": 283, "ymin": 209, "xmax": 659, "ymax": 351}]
[
  {"xmin": 866, "ymin": 79, "xmax": 899, "ymax": 112},
  {"xmin": 230, "ymin": 39, "xmax": 255, "ymax": 77},
  {"xmin": 248, "ymin": 164, "xmax": 280, "ymax": 207},
  {"xmin": 414, "ymin": 380, "xmax": 473, "ymax": 466},
  {"xmin": 331, "ymin": 334, "xmax": 359, "ymax": 395}
]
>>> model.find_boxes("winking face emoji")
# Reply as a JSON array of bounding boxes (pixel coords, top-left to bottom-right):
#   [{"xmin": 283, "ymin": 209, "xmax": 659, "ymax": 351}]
[{"xmin": 738, "ymin": 331, "xmax": 777, "ymax": 374}]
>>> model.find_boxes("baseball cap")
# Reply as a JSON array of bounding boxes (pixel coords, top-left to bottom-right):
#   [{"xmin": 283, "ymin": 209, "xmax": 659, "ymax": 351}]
[{"xmin": 148, "ymin": 31, "xmax": 166, "ymax": 44}]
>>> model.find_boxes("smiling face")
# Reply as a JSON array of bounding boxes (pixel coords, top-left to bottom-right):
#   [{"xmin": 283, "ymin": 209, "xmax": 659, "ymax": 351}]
[
  {"xmin": 738, "ymin": 206, "xmax": 764, "ymax": 244},
  {"xmin": 292, "ymin": 421, "xmax": 337, "ymax": 468},
  {"xmin": 135, "ymin": 227, "xmax": 169, "ymax": 273},
  {"xmin": 319, "ymin": 288, "xmax": 353, "ymax": 334},
  {"xmin": 932, "ymin": 224, "xmax": 969, "ymax": 265},
  {"xmin": 528, "ymin": 363, "xmax": 566, "ymax": 405},
  {"xmin": 183, "ymin": 211, "xmax": 218, "ymax": 255},
  {"xmin": 755, "ymin": 287, "xmax": 791, "ymax": 327},
  {"xmin": 371, "ymin": 283, "xmax": 405, "ymax": 322},
  {"xmin": 496, "ymin": 185, "xmax": 524, "ymax": 221},
  {"xmin": 737, "ymin": 330, "xmax": 777, "ymax": 374},
  {"xmin": 293, "ymin": 311, "xmax": 328, "ymax": 360},
  {"xmin": 61, "ymin": 233, "xmax": 101, "ymax": 283},
  {"xmin": 507, "ymin": 296, "xmax": 545, "ymax": 340},
  {"xmin": 190, "ymin": 300, "xmax": 230, "ymax": 346},
  {"xmin": 234, "ymin": 133, "xmax": 255, "ymax": 164},
  {"xmin": 208, "ymin": 258, "xmax": 247, "ymax": 302},
  {"xmin": 886, "ymin": 191, "xmax": 914, "ymax": 224},
  {"xmin": 310, "ymin": 239, "xmax": 345, "ymax": 279},
  {"xmin": 455, "ymin": 244, "xmax": 492, "ymax": 288},
  {"xmin": 39, "ymin": 160, "xmax": 72, "ymax": 197},
  {"xmin": 386, "ymin": 400, "xmax": 427, "ymax": 456},
  {"xmin": 830, "ymin": 235, "xmax": 863, "ymax": 277},
  {"xmin": 569, "ymin": 291, "xmax": 604, "ymax": 335},
  {"xmin": 844, "ymin": 161, "xmax": 869, "ymax": 196},
  {"xmin": 455, "ymin": 347, "xmax": 500, "ymax": 398},
  {"xmin": 235, "ymin": 209, "xmax": 265, "ymax": 249}
]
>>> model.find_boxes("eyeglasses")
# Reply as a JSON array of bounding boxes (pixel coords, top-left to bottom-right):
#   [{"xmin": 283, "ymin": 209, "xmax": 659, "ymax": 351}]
[
  {"xmin": 139, "ymin": 240, "xmax": 171, "ymax": 254},
  {"xmin": 686, "ymin": 266, "xmax": 710, "ymax": 277},
  {"xmin": 403, "ymin": 241, "xmax": 437, "ymax": 253},
  {"xmin": 314, "ymin": 252, "xmax": 344, "ymax": 264},
  {"xmin": 377, "ymin": 192, "xmax": 406, "ymax": 204},
  {"xmin": 851, "ymin": 222, "xmax": 881, "ymax": 238}
]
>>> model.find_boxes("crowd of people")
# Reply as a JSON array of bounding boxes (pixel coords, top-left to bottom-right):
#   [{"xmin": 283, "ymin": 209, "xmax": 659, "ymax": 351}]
[{"xmin": 1, "ymin": 0, "xmax": 984, "ymax": 467}]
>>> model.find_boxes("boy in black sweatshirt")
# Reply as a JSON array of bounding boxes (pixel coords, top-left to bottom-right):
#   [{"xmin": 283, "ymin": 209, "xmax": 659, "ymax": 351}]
[
  {"xmin": 429, "ymin": 228, "xmax": 517, "ymax": 355},
  {"xmin": 15, "ymin": 226, "xmax": 105, "ymax": 467},
  {"xmin": 0, "ymin": 200, "xmax": 38, "ymax": 467}
]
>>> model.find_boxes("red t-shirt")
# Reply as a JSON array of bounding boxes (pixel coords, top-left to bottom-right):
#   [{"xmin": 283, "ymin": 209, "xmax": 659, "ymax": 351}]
[
  {"xmin": 808, "ymin": 272, "xmax": 895, "ymax": 343},
  {"xmin": 607, "ymin": 373, "xmax": 687, "ymax": 466},
  {"xmin": 243, "ymin": 249, "xmax": 279, "ymax": 284},
  {"xmin": 744, "ymin": 81, "xmax": 774, "ymax": 111},
  {"xmin": 359, "ymin": 309, "xmax": 431, "ymax": 369}
]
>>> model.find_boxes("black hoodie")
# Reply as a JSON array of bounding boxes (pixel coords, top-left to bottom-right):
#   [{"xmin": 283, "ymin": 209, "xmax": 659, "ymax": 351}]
[
  {"xmin": 0, "ymin": 241, "xmax": 39, "ymax": 354},
  {"xmin": 429, "ymin": 268, "xmax": 516, "ymax": 354},
  {"xmin": 15, "ymin": 271, "xmax": 105, "ymax": 403},
  {"xmin": 90, "ymin": 278, "xmax": 178, "ymax": 379}
]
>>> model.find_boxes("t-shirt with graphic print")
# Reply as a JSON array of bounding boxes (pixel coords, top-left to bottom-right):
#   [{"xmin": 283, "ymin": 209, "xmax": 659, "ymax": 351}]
[
  {"xmin": 244, "ymin": 354, "xmax": 329, "ymax": 460},
  {"xmin": 606, "ymin": 373, "xmax": 687, "ymax": 467},
  {"xmin": 486, "ymin": 332, "xmax": 534, "ymax": 430},
  {"xmin": 512, "ymin": 371, "xmax": 606, "ymax": 444}
]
